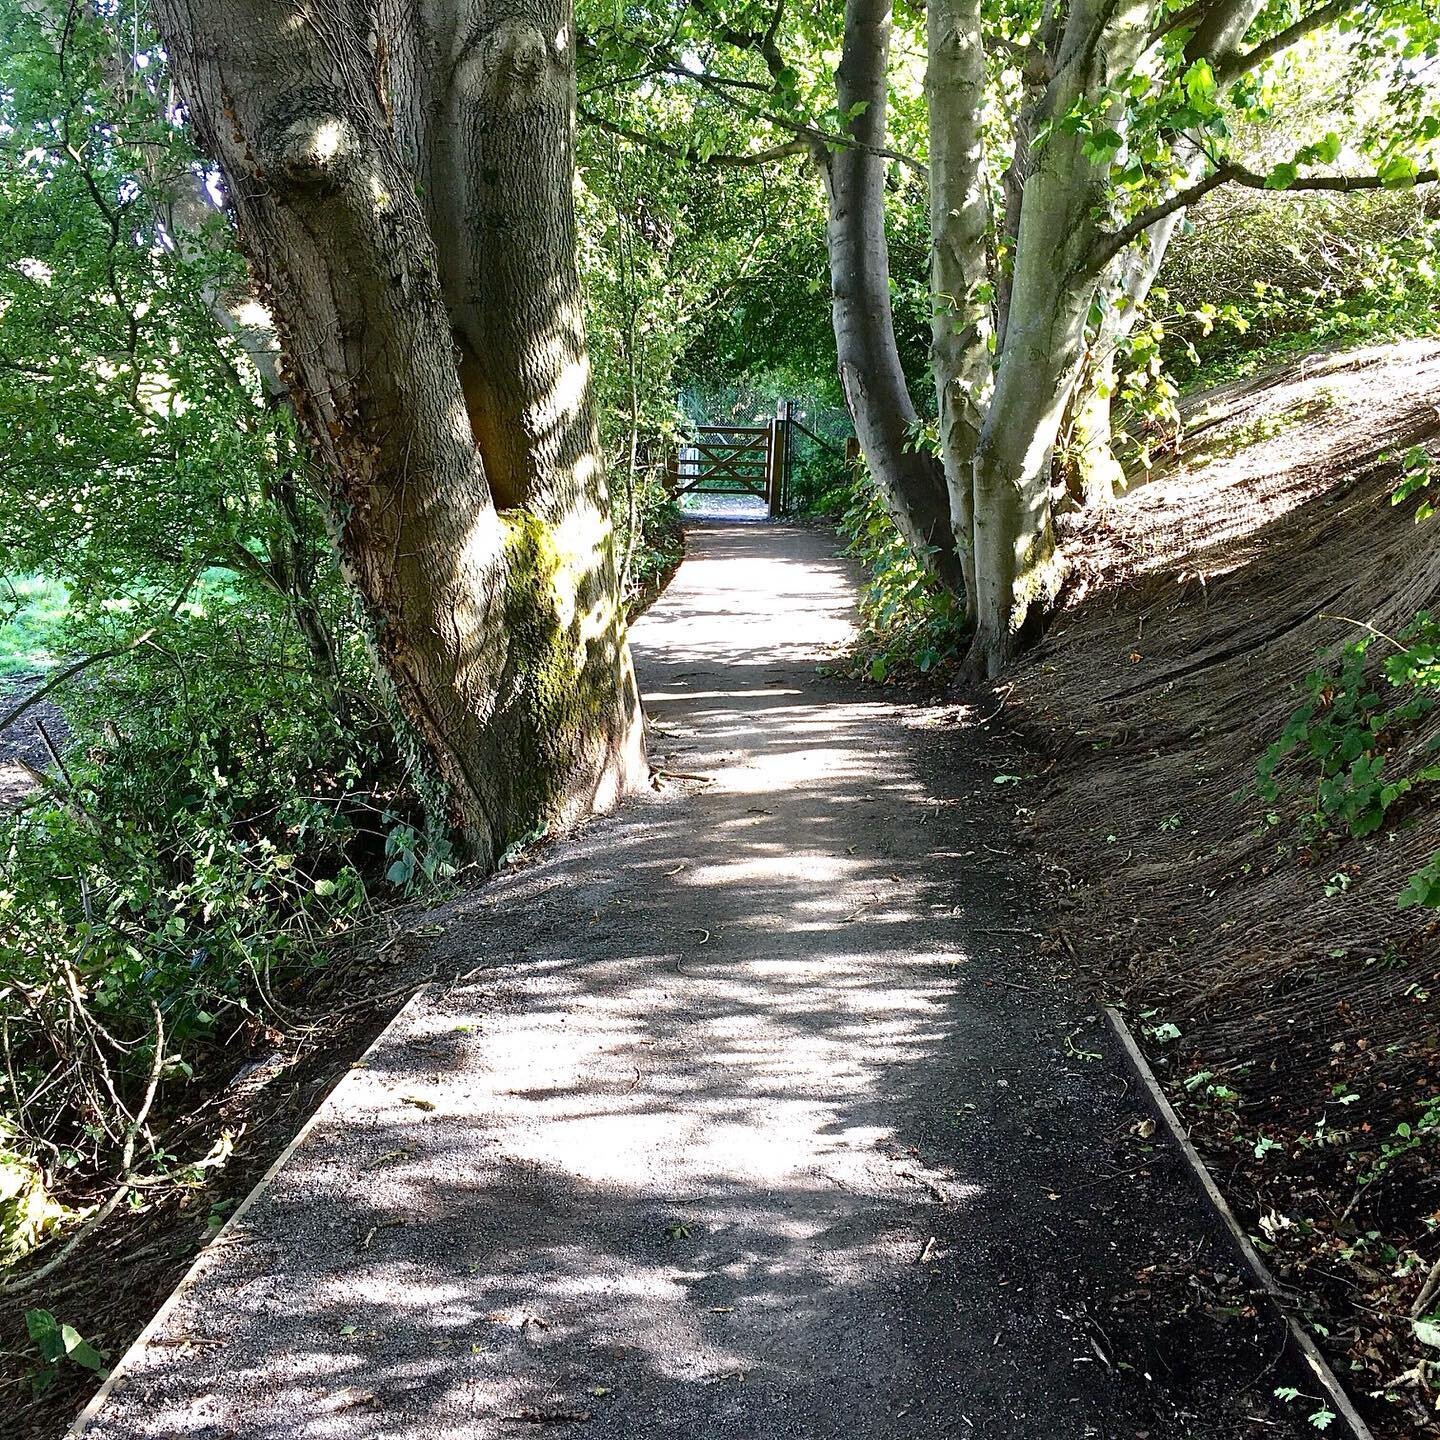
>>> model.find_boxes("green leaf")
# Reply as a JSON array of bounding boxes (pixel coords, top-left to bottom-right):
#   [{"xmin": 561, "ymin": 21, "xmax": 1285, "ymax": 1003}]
[
  {"xmin": 1183, "ymin": 59, "xmax": 1215, "ymax": 107},
  {"xmin": 59, "ymin": 1323, "xmax": 107, "ymax": 1373},
  {"xmin": 1082, "ymin": 129, "xmax": 1125, "ymax": 167},
  {"xmin": 1379, "ymin": 154, "xmax": 1418, "ymax": 188}
]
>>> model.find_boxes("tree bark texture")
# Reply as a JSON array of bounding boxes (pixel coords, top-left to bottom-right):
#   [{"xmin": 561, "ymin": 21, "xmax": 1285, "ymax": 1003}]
[
  {"xmin": 965, "ymin": 0, "xmax": 1153, "ymax": 674},
  {"xmin": 149, "ymin": 0, "xmax": 646, "ymax": 864},
  {"xmin": 926, "ymin": 0, "xmax": 993, "ymax": 605},
  {"xmin": 822, "ymin": 0, "xmax": 966, "ymax": 595}
]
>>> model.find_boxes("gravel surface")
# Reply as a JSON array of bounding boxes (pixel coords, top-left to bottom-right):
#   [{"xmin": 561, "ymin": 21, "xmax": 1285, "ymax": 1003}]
[{"xmin": 75, "ymin": 521, "xmax": 1314, "ymax": 1439}]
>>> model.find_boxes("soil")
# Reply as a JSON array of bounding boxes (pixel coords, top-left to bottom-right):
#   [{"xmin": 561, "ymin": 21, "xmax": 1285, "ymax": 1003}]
[
  {"xmin": 60, "ymin": 520, "xmax": 1315, "ymax": 1440},
  {"xmin": 0, "ymin": 674, "xmax": 67, "ymax": 811},
  {"xmin": 1004, "ymin": 337, "xmax": 1440, "ymax": 1436}
]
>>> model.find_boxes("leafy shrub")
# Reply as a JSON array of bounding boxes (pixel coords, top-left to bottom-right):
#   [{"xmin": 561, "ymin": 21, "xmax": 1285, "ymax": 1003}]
[
  {"xmin": 1259, "ymin": 613, "xmax": 1440, "ymax": 906},
  {"xmin": 24, "ymin": 1308, "xmax": 107, "ymax": 1393},
  {"xmin": 0, "ymin": 1134, "xmax": 67, "ymax": 1263},
  {"xmin": 829, "ymin": 470, "xmax": 968, "ymax": 681},
  {"xmin": 0, "ymin": 596, "xmax": 442, "ymax": 1194},
  {"xmin": 616, "ymin": 468, "xmax": 684, "ymax": 611},
  {"xmin": 1160, "ymin": 188, "xmax": 1440, "ymax": 386}
]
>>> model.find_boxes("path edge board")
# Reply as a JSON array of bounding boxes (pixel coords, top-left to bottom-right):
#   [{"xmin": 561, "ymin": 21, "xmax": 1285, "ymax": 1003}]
[
  {"xmin": 64, "ymin": 985, "xmax": 435, "ymax": 1439},
  {"xmin": 1103, "ymin": 1005, "xmax": 1376, "ymax": 1440}
]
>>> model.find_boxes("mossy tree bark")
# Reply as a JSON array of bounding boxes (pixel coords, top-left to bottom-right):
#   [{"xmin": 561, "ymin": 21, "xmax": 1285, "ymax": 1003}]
[{"xmin": 150, "ymin": 0, "xmax": 646, "ymax": 865}]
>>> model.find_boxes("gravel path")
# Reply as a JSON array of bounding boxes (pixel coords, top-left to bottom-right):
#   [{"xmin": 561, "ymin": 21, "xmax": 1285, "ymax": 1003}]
[{"xmin": 74, "ymin": 521, "xmax": 1312, "ymax": 1440}]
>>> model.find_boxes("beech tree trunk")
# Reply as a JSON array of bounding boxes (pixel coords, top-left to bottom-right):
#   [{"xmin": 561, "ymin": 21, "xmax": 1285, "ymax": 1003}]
[
  {"xmin": 150, "ymin": 0, "xmax": 646, "ymax": 865},
  {"xmin": 822, "ymin": 0, "xmax": 965, "ymax": 594}
]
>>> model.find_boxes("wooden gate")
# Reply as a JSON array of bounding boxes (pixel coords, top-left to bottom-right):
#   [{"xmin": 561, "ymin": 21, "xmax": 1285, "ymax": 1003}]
[{"xmin": 666, "ymin": 411, "xmax": 790, "ymax": 517}]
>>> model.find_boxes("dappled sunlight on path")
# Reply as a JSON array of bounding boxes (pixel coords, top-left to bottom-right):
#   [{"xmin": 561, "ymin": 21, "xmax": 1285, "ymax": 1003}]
[{"xmin": 76, "ymin": 521, "xmax": 1310, "ymax": 1440}]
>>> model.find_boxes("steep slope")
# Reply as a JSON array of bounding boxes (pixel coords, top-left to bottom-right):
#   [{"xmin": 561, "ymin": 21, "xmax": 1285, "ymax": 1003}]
[{"xmin": 1010, "ymin": 338, "xmax": 1440, "ymax": 1435}]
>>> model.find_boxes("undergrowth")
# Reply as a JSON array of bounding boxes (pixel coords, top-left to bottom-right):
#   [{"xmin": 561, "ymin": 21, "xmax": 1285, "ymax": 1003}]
[
  {"xmin": 826, "ymin": 470, "xmax": 968, "ymax": 683},
  {"xmin": 0, "ymin": 593, "xmax": 448, "ymax": 1269},
  {"xmin": 1259, "ymin": 446, "xmax": 1440, "ymax": 911}
]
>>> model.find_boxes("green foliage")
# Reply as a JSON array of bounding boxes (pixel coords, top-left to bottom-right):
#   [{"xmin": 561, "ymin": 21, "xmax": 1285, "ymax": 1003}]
[
  {"xmin": 0, "ymin": 577, "xmax": 68, "ymax": 676},
  {"xmin": 24, "ymin": 1308, "xmax": 107, "ymax": 1393},
  {"xmin": 1390, "ymin": 444, "xmax": 1436, "ymax": 522},
  {"xmin": 0, "ymin": 2, "xmax": 452, "ymax": 1223},
  {"xmin": 1258, "ymin": 615, "xmax": 1440, "ymax": 907},
  {"xmin": 0, "ymin": 601, "xmax": 421, "ymax": 1167},
  {"xmin": 620, "ymin": 475, "xmax": 684, "ymax": 608},
  {"xmin": 1159, "ymin": 191, "xmax": 1440, "ymax": 390},
  {"xmin": 832, "ymin": 469, "xmax": 968, "ymax": 681},
  {"xmin": 0, "ymin": 1133, "xmax": 68, "ymax": 1263},
  {"xmin": 1361, "ymin": 1095, "xmax": 1440, "ymax": 1186}
]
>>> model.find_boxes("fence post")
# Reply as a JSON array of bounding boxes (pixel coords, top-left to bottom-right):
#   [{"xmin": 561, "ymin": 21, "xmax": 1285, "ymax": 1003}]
[
  {"xmin": 780, "ymin": 399, "xmax": 793, "ymax": 513},
  {"xmin": 764, "ymin": 417, "xmax": 777, "ymax": 517}
]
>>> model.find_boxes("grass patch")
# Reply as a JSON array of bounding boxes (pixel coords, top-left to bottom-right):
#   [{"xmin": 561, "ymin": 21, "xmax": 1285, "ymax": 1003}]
[{"xmin": 0, "ymin": 577, "xmax": 68, "ymax": 678}]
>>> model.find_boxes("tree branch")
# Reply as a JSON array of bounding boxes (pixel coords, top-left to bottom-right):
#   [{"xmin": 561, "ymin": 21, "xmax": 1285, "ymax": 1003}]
[
  {"xmin": 1088, "ymin": 151, "xmax": 1439, "ymax": 274},
  {"xmin": 672, "ymin": 60, "xmax": 930, "ymax": 177},
  {"xmin": 1216, "ymin": 0, "xmax": 1355, "ymax": 82},
  {"xmin": 1231, "ymin": 161, "xmax": 1440, "ymax": 192},
  {"xmin": 579, "ymin": 109, "xmax": 809, "ymax": 168},
  {"xmin": 1087, "ymin": 164, "xmax": 1238, "ymax": 272}
]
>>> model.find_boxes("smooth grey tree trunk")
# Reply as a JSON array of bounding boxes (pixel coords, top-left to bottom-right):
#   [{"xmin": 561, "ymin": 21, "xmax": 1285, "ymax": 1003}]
[
  {"xmin": 148, "ymin": 0, "xmax": 646, "ymax": 864},
  {"xmin": 926, "ymin": 0, "xmax": 993, "ymax": 604},
  {"xmin": 966, "ymin": 0, "xmax": 1153, "ymax": 674},
  {"xmin": 821, "ymin": 0, "xmax": 966, "ymax": 595}
]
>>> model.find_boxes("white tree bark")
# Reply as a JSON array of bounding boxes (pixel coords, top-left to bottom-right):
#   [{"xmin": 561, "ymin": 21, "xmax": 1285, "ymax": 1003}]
[
  {"xmin": 965, "ymin": 0, "xmax": 1153, "ymax": 674},
  {"xmin": 926, "ymin": 0, "xmax": 993, "ymax": 604}
]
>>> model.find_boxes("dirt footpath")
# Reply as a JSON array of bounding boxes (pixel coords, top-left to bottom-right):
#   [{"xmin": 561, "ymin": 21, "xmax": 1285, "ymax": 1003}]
[{"xmin": 74, "ymin": 521, "xmax": 1314, "ymax": 1439}]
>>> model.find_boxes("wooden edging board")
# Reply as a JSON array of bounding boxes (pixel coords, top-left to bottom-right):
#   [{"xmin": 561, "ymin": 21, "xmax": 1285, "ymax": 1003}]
[
  {"xmin": 65, "ymin": 986, "xmax": 434, "ymax": 1438},
  {"xmin": 1103, "ymin": 1005, "xmax": 1376, "ymax": 1440}
]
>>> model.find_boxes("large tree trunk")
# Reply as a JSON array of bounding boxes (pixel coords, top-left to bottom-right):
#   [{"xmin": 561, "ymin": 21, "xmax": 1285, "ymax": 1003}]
[
  {"xmin": 926, "ymin": 0, "xmax": 994, "ymax": 605},
  {"xmin": 965, "ymin": 0, "xmax": 1153, "ymax": 674},
  {"xmin": 822, "ymin": 0, "xmax": 965, "ymax": 595},
  {"xmin": 1065, "ymin": 0, "xmax": 1267, "ymax": 507},
  {"xmin": 150, "ymin": 0, "xmax": 646, "ymax": 865}
]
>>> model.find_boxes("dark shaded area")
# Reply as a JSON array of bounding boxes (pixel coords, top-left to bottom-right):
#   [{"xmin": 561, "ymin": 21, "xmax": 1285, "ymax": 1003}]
[{"xmin": 0, "ymin": 673, "xmax": 67, "ymax": 811}]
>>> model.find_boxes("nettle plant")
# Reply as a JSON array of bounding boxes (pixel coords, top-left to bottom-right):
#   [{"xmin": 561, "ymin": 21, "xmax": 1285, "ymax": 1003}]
[{"xmin": 1259, "ymin": 609, "xmax": 1440, "ymax": 908}]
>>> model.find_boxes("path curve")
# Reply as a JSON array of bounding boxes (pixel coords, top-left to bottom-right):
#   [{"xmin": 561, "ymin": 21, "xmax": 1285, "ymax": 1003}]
[{"xmin": 75, "ymin": 521, "xmax": 1310, "ymax": 1439}]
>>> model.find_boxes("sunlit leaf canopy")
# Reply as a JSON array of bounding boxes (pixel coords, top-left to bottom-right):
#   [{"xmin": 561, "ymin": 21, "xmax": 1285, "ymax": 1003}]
[
  {"xmin": 578, "ymin": 0, "xmax": 1440, "ymax": 216},
  {"xmin": 0, "ymin": 2, "xmax": 303, "ymax": 609}
]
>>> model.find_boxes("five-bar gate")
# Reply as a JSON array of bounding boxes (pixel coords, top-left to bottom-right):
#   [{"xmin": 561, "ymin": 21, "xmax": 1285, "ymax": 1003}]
[{"xmin": 666, "ymin": 408, "xmax": 792, "ymax": 517}]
